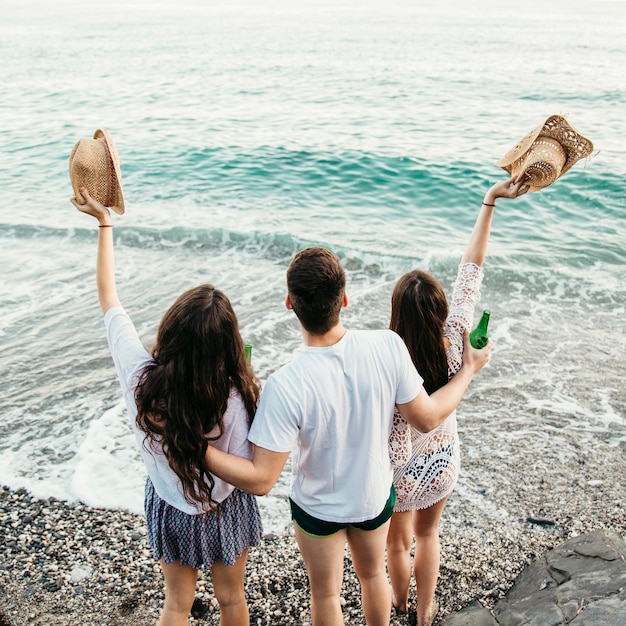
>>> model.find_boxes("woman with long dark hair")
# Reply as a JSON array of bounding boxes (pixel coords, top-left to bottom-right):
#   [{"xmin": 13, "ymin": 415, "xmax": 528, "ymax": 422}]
[
  {"xmin": 72, "ymin": 187, "xmax": 262, "ymax": 626},
  {"xmin": 387, "ymin": 177, "xmax": 528, "ymax": 626}
]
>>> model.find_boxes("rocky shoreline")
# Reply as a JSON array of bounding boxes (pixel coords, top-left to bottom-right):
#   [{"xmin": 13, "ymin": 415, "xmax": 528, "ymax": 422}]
[{"xmin": 1, "ymin": 430, "xmax": 624, "ymax": 625}]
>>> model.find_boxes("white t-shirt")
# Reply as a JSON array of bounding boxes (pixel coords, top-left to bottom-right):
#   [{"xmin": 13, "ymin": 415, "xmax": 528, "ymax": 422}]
[
  {"xmin": 248, "ymin": 329, "xmax": 423, "ymax": 523},
  {"xmin": 105, "ymin": 306, "xmax": 253, "ymax": 515}
]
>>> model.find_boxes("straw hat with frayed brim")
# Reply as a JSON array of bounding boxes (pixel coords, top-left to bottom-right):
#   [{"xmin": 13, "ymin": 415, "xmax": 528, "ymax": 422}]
[
  {"xmin": 69, "ymin": 129, "xmax": 125, "ymax": 214},
  {"xmin": 496, "ymin": 115, "xmax": 593, "ymax": 192}
]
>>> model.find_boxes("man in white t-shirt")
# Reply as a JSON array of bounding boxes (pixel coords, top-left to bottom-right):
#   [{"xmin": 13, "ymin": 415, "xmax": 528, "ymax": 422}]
[{"xmin": 205, "ymin": 247, "xmax": 491, "ymax": 626}]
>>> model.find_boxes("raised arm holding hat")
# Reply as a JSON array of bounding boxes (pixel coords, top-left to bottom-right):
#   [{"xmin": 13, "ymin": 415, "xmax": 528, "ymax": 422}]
[{"xmin": 69, "ymin": 132, "xmax": 264, "ymax": 625}]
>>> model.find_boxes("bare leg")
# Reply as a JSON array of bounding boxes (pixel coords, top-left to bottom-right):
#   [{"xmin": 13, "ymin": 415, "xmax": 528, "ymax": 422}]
[
  {"xmin": 158, "ymin": 559, "xmax": 198, "ymax": 626},
  {"xmin": 294, "ymin": 524, "xmax": 347, "ymax": 626},
  {"xmin": 386, "ymin": 511, "xmax": 413, "ymax": 613},
  {"xmin": 413, "ymin": 497, "xmax": 447, "ymax": 626},
  {"xmin": 211, "ymin": 550, "xmax": 250, "ymax": 626},
  {"xmin": 347, "ymin": 520, "xmax": 392, "ymax": 626}
]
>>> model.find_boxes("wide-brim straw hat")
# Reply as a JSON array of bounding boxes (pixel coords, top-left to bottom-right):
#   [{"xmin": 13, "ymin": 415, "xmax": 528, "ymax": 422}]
[
  {"xmin": 69, "ymin": 129, "xmax": 125, "ymax": 214},
  {"xmin": 496, "ymin": 115, "xmax": 593, "ymax": 192}
]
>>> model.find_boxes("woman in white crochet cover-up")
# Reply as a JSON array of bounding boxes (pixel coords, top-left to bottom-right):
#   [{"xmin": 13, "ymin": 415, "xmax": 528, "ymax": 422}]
[{"xmin": 386, "ymin": 177, "xmax": 529, "ymax": 626}]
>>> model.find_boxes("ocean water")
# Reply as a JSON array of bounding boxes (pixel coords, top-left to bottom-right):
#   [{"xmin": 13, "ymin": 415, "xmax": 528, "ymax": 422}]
[{"xmin": 1, "ymin": 0, "xmax": 625, "ymax": 535}]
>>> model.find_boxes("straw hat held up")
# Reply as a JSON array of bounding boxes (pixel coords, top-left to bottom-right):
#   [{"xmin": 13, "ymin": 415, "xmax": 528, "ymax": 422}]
[
  {"xmin": 69, "ymin": 129, "xmax": 125, "ymax": 214},
  {"xmin": 496, "ymin": 115, "xmax": 593, "ymax": 192}
]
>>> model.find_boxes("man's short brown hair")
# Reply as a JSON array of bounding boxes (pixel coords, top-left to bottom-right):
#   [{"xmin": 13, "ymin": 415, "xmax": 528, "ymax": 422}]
[{"xmin": 286, "ymin": 247, "xmax": 346, "ymax": 335}]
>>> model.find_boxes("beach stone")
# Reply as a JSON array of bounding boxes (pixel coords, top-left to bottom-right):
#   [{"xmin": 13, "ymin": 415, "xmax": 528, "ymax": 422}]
[
  {"xmin": 442, "ymin": 529, "xmax": 626, "ymax": 626},
  {"xmin": 70, "ymin": 564, "xmax": 93, "ymax": 583}
]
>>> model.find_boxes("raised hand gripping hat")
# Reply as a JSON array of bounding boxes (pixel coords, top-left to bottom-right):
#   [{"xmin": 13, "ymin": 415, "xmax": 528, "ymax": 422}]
[
  {"xmin": 69, "ymin": 129, "xmax": 125, "ymax": 214},
  {"xmin": 496, "ymin": 115, "xmax": 593, "ymax": 192}
]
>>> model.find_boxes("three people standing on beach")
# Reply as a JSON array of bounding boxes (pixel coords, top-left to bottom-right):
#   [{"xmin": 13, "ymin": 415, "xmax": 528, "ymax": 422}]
[{"xmin": 72, "ymin": 130, "xmax": 522, "ymax": 626}]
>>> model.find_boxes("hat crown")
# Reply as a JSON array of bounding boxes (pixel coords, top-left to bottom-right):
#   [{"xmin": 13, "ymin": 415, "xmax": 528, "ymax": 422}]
[{"xmin": 517, "ymin": 135, "xmax": 567, "ymax": 190}]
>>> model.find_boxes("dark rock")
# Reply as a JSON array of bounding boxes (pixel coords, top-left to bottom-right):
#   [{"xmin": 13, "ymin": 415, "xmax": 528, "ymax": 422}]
[
  {"xmin": 527, "ymin": 517, "xmax": 556, "ymax": 527},
  {"xmin": 190, "ymin": 597, "xmax": 210, "ymax": 619},
  {"xmin": 443, "ymin": 600, "xmax": 497, "ymax": 625},
  {"xmin": 443, "ymin": 530, "xmax": 626, "ymax": 626},
  {"xmin": 570, "ymin": 591, "xmax": 626, "ymax": 625}
]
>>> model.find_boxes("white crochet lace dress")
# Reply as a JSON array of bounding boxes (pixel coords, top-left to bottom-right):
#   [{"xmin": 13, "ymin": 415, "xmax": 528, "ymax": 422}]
[{"xmin": 389, "ymin": 262, "xmax": 483, "ymax": 512}]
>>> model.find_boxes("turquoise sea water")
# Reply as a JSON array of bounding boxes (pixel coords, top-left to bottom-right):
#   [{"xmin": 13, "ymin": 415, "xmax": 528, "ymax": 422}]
[{"xmin": 1, "ymin": 0, "xmax": 625, "ymax": 533}]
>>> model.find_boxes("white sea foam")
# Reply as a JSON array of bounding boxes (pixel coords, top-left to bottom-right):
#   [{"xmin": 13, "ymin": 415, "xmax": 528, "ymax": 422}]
[{"xmin": 71, "ymin": 401, "xmax": 146, "ymax": 514}]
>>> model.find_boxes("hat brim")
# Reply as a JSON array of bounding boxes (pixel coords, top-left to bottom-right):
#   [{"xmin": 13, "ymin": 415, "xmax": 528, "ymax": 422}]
[
  {"xmin": 94, "ymin": 129, "xmax": 125, "ymax": 214},
  {"xmin": 496, "ymin": 115, "xmax": 593, "ymax": 190}
]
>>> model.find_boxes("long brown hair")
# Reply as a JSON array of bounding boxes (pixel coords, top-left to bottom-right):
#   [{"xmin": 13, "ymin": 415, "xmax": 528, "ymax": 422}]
[
  {"xmin": 390, "ymin": 270, "xmax": 449, "ymax": 394},
  {"xmin": 134, "ymin": 284, "xmax": 260, "ymax": 510}
]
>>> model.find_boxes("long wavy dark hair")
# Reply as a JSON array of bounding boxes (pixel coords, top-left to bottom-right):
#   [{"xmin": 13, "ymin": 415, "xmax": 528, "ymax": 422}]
[
  {"xmin": 390, "ymin": 270, "xmax": 449, "ymax": 394},
  {"xmin": 134, "ymin": 284, "xmax": 260, "ymax": 510}
]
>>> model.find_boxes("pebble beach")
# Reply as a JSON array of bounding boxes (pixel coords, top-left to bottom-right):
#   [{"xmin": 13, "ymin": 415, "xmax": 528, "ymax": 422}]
[{"xmin": 1, "ymin": 417, "xmax": 624, "ymax": 626}]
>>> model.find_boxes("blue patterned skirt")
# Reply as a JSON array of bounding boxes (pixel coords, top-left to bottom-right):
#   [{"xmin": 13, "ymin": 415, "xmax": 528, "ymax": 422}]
[{"xmin": 144, "ymin": 477, "xmax": 263, "ymax": 569}]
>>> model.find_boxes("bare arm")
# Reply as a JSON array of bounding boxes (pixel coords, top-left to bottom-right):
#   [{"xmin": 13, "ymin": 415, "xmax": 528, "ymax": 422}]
[
  {"xmin": 397, "ymin": 332, "xmax": 492, "ymax": 432},
  {"xmin": 205, "ymin": 444, "xmax": 290, "ymax": 496},
  {"xmin": 70, "ymin": 188, "xmax": 121, "ymax": 314},
  {"xmin": 462, "ymin": 177, "xmax": 529, "ymax": 266}
]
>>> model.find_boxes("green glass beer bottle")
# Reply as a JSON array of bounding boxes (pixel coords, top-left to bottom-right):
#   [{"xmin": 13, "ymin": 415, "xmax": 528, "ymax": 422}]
[
  {"xmin": 469, "ymin": 310, "xmax": 490, "ymax": 349},
  {"xmin": 244, "ymin": 343, "xmax": 252, "ymax": 364}
]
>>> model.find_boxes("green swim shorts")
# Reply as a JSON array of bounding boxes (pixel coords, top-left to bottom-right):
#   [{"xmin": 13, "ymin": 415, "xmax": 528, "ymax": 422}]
[{"xmin": 290, "ymin": 486, "xmax": 396, "ymax": 538}]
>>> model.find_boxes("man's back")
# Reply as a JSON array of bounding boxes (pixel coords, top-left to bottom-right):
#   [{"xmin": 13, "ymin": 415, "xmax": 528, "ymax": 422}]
[{"xmin": 248, "ymin": 328, "xmax": 423, "ymax": 522}]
